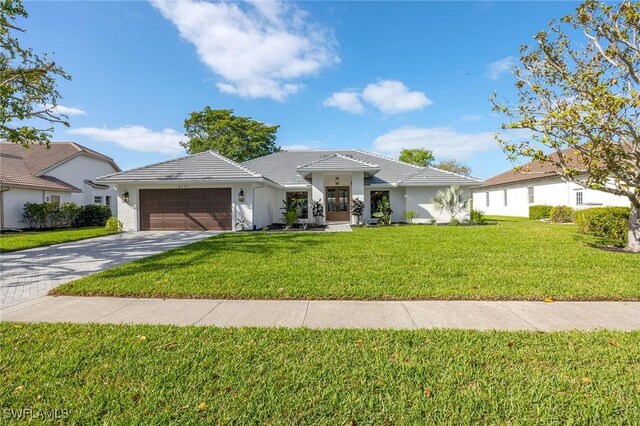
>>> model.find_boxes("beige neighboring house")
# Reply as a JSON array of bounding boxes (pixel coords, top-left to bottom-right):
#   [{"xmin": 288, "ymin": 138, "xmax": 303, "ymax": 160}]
[
  {"xmin": 472, "ymin": 149, "xmax": 630, "ymax": 217},
  {"xmin": 0, "ymin": 142, "xmax": 121, "ymax": 229}
]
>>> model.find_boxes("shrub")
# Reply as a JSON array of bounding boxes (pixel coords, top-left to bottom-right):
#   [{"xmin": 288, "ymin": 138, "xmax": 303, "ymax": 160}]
[
  {"xmin": 21, "ymin": 202, "xmax": 58, "ymax": 229},
  {"xmin": 449, "ymin": 218, "xmax": 461, "ymax": 226},
  {"xmin": 372, "ymin": 196, "xmax": 393, "ymax": 225},
  {"xmin": 55, "ymin": 202, "xmax": 81, "ymax": 228},
  {"xmin": 529, "ymin": 205, "xmax": 553, "ymax": 220},
  {"xmin": 550, "ymin": 206, "xmax": 575, "ymax": 223},
  {"xmin": 402, "ymin": 210, "xmax": 417, "ymax": 224},
  {"xmin": 76, "ymin": 205, "xmax": 112, "ymax": 227},
  {"xmin": 104, "ymin": 216, "xmax": 123, "ymax": 233},
  {"xmin": 470, "ymin": 209, "xmax": 486, "ymax": 224},
  {"xmin": 575, "ymin": 207, "xmax": 630, "ymax": 243}
]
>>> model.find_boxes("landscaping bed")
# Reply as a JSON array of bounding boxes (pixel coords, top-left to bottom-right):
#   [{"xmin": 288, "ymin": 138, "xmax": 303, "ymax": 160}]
[
  {"xmin": 52, "ymin": 217, "xmax": 640, "ymax": 301},
  {"xmin": 1, "ymin": 323, "xmax": 638, "ymax": 424},
  {"xmin": 0, "ymin": 227, "xmax": 115, "ymax": 253}
]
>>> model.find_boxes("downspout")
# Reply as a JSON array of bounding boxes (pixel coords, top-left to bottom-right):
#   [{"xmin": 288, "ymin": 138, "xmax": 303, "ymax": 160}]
[{"xmin": 0, "ymin": 188, "xmax": 10, "ymax": 229}]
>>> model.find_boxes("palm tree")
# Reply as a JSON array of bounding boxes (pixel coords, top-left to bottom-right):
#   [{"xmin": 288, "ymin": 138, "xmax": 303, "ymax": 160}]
[{"xmin": 431, "ymin": 185, "xmax": 470, "ymax": 223}]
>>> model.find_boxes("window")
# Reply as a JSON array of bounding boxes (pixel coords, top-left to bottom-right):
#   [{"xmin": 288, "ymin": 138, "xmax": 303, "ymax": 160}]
[
  {"xmin": 286, "ymin": 191, "xmax": 308, "ymax": 218},
  {"xmin": 576, "ymin": 191, "xmax": 583, "ymax": 205},
  {"xmin": 50, "ymin": 195, "xmax": 60, "ymax": 205},
  {"xmin": 370, "ymin": 191, "xmax": 390, "ymax": 217},
  {"xmin": 527, "ymin": 187, "xmax": 534, "ymax": 204},
  {"xmin": 94, "ymin": 196, "xmax": 103, "ymax": 205},
  {"xmin": 503, "ymin": 190, "xmax": 508, "ymax": 206},
  {"xmin": 105, "ymin": 196, "xmax": 111, "ymax": 207},
  {"xmin": 485, "ymin": 192, "xmax": 490, "ymax": 207}
]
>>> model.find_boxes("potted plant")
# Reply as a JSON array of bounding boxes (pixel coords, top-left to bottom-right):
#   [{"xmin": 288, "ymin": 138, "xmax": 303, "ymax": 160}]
[
  {"xmin": 350, "ymin": 198, "xmax": 364, "ymax": 225},
  {"xmin": 311, "ymin": 199, "xmax": 324, "ymax": 226}
]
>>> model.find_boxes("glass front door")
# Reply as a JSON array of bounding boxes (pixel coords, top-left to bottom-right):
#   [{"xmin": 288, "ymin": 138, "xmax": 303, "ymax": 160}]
[{"xmin": 325, "ymin": 186, "xmax": 350, "ymax": 221}]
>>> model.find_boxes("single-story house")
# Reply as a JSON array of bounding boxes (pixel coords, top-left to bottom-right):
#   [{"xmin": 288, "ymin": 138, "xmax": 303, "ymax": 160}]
[
  {"xmin": 96, "ymin": 149, "xmax": 482, "ymax": 231},
  {"xmin": 471, "ymin": 149, "xmax": 630, "ymax": 217},
  {"xmin": 0, "ymin": 142, "xmax": 121, "ymax": 229}
]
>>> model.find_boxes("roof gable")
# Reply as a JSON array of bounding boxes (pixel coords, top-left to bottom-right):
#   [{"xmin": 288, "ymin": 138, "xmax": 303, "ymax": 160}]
[
  {"xmin": 0, "ymin": 142, "xmax": 120, "ymax": 174},
  {"xmin": 0, "ymin": 153, "xmax": 81, "ymax": 192},
  {"xmin": 97, "ymin": 151, "xmax": 265, "ymax": 183},
  {"xmin": 296, "ymin": 153, "xmax": 380, "ymax": 172}
]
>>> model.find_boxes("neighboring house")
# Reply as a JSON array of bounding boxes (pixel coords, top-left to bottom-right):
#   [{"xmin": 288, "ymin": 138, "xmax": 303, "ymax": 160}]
[
  {"xmin": 472, "ymin": 150, "xmax": 630, "ymax": 217},
  {"xmin": 0, "ymin": 142, "xmax": 121, "ymax": 229},
  {"xmin": 96, "ymin": 149, "xmax": 481, "ymax": 231}
]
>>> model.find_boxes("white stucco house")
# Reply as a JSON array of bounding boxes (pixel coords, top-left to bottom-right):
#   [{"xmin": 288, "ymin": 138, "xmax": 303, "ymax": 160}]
[
  {"xmin": 0, "ymin": 142, "xmax": 120, "ymax": 229},
  {"xmin": 96, "ymin": 149, "xmax": 481, "ymax": 231},
  {"xmin": 472, "ymin": 151, "xmax": 630, "ymax": 217}
]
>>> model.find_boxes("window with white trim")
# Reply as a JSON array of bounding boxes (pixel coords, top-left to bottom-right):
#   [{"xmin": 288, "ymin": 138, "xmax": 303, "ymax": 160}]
[
  {"xmin": 94, "ymin": 196, "xmax": 103, "ymax": 205},
  {"xmin": 105, "ymin": 196, "xmax": 111, "ymax": 207},
  {"xmin": 576, "ymin": 191, "xmax": 583, "ymax": 205},
  {"xmin": 527, "ymin": 187, "xmax": 534, "ymax": 204}
]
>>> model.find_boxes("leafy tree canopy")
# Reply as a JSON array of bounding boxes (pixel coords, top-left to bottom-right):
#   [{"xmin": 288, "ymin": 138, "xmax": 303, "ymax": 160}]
[
  {"xmin": 434, "ymin": 159, "xmax": 472, "ymax": 177},
  {"xmin": 398, "ymin": 148, "xmax": 435, "ymax": 167},
  {"xmin": 181, "ymin": 107, "xmax": 280, "ymax": 163},
  {"xmin": 491, "ymin": 0, "xmax": 640, "ymax": 252},
  {"xmin": 0, "ymin": 0, "xmax": 70, "ymax": 146}
]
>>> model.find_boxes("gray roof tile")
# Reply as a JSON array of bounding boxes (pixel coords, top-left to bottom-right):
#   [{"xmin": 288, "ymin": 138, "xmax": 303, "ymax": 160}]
[
  {"xmin": 97, "ymin": 151, "xmax": 262, "ymax": 182},
  {"xmin": 296, "ymin": 154, "xmax": 379, "ymax": 171}
]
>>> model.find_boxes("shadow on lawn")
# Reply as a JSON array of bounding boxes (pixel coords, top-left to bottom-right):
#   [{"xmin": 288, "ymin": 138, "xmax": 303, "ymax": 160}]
[{"xmin": 84, "ymin": 232, "xmax": 331, "ymax": 280}]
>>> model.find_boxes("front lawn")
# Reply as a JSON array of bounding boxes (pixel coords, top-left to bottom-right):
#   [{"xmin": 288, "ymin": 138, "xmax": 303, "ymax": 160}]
[
  {"xmin": 53, "ymin": 218, "xmax": 640, "ymax": 300},
  {"xmin": 1, "ymin": 323, "xmax": 638, "ymax": 424},
  {"xmin": 0, "ymin": 227, "xmax": 114, "ymax": 253}
]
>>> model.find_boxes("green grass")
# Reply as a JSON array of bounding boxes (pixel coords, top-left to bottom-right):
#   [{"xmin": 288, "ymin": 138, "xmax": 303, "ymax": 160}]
[
  {"xmin": 1, "ymin": 323, "xmax": 638, "ymax": 424},
  {"xmin": 0, "ymin": 227, "xmax": 114, "ymax": 253},
  {"xmin": 53, "ymin": 217, "xmax": 640, "ymax": 301}
]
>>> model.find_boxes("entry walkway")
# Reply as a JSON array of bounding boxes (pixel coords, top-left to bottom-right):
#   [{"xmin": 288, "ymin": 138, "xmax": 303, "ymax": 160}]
[{"xmin": 2, "ymin": 296, "xmax": 638, "ymax": 331}]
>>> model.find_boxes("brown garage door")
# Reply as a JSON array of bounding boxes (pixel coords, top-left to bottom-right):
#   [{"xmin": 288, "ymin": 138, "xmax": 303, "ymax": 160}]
[{"xmin": 140, "ymin": 188, "xmax": 232, "ymax": 231}]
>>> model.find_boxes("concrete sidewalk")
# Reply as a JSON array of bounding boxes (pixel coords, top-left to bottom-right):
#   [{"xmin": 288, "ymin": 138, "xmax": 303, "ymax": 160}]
[{"xmin": 1, "ymin": 296, "xmax": 638, "ymax": 330}]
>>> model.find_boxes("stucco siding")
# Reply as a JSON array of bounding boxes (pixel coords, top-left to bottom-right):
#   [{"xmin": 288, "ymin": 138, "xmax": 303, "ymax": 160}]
[
  {"xmin": 1, "ymin": 188, "xmax": 43, "ymax": 228},
  {"xmin": 472, "ymin": 177, "xmax": 630, "ymax": 217},
  {"xmin": 404, "ymin": 186, "xmax": 472, "ymax": 223}
]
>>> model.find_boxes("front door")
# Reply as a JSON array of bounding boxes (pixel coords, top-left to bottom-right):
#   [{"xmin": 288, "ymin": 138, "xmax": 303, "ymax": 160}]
[{"xmin": 326, "ymin": 186, "xmax": 350, "ymax": 222}]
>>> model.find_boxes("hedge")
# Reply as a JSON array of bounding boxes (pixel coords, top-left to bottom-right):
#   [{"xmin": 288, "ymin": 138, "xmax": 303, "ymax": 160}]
[
  {"xmin": 21, "ymin": 202, "xmax": 112, "ymax": 230},
  {"xmin": 529, "ymin": 205, "xmax": 553, "ymax": 220},
  {"xmin": 550, "ymin": 206, "xmax": 575, "ymax": 223},
  {"xmin": 575, "ymin": 207, "xmax": 630, "ymax": 243}
]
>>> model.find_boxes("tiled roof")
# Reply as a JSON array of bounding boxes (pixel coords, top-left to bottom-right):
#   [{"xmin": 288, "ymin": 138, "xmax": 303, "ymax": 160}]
[
  {"xmin": 0, "ymin": 153, "xmax": 81, "ymax": 192},
  {"xmin": 296, "ymin": 153, "xmax": 380, "ymax": 171},
  {"xmin": 97, "ymin": 151, "xmax": 266, "ymax": 182},
  {"xmin": 244, "ymin": 150, "xmax": 481, "ymax": 186},
  {"xmin": 476, "ymin": 148, "xmax": 586, "ymax": 189},
  {"xmin": 0, "ymin": 141, "xmax": 120, "ymax": 174},
  {"xmin": 397, "ymin": 167, "xmax": 482, "ymax": 186}
]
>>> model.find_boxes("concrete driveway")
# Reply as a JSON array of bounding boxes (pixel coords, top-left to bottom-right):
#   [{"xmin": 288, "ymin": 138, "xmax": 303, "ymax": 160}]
[{"xmin": 0, "ymin": 231, "xmax": 217, "ymax": 308}]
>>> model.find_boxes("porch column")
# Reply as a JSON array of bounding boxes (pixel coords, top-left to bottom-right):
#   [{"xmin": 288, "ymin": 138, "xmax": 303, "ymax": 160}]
[
  {"xmin": 351, "ymin": 172, "xmax": 364, "ymax": 225},
  {"xmin": 311, "ymin": 172, "xmax": 325, "ymax": 224}
]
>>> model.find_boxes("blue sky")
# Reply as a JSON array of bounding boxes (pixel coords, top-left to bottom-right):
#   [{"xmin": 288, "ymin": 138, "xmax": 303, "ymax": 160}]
[{"xmin": 23, "ymin": 1, "xmax": 578, "ymax": 178}]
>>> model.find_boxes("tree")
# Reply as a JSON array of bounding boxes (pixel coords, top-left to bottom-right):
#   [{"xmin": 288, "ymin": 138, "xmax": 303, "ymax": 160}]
[
  {"xmin": 491, "ymin": 0, "xmax": 640, "ymax": 252},
  {"xmin": 181, "ymin": 107, "xmax": 280, "ymax": 162},
  {"xmin": 434, "ymin": 159, "xmax": 472, "ymax": 176},
  {"xmin": 0, "ymin": 0, "xmax": 70, "ymax": 146},
  {"xmin": 431, "ymin": 185, "xmax": 470, "ymax": 223},
  {"xmin": 399, "ymin": 148, "xmax": 434, "ymax": 167}
]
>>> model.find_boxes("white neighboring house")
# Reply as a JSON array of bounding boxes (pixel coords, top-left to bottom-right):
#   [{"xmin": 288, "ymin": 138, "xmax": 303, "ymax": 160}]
[
  {"xmin": 472, "ymin": 151, "xmax": 630, "ymax": 217},
  {"xmin": 96, "ymin": 149, "xmax": 482, "ymax": 232},
  {"xmin": 0, "ymin": 142, "xmax": 121, "ymax": 229}
]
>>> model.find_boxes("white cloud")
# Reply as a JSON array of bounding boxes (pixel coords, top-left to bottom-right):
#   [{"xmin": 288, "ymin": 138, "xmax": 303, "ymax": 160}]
[
  {"xmin": 68, "ymin": 125, "xmax": 184, "ymax": 155},
  {"xmin": 324, "ymin": 80, "xmax": 431, "ymax": 115},
  {"xmin": 322, "ymin": 91, "xmax": 364, "ymax": 114},
  {"xmin": 281, "ymin": 140, "xmax": 323, "ymax": 150},
  {"xmin": 46, "ymin": 104, "xmax": 87, "ymax": 116},
  {"xmin": 459, "ymin": 114, "xmax": 483, "ymax": 122},
  {"xmin": 372, "ymin": 127, "xmax": 498, "ymax": 160},
  {"xmin": 151, "ymin": 0, "xmax": 339, "ymax": 101},
  {"xmin": 485, "ymin": 56, "xmax": 516, "ymax": 80},
  {"xmin": 361, "ymin": 80, "xmax": 432, "ymax": 114}
]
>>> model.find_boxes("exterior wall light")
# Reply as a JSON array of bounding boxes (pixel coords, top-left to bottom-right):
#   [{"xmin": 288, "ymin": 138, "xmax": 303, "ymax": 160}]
[
  {"xmin": 122, "ymin": 191, "xmax": 130, "ymax": 204},
  {"xmin": 238, "ymin": 189, "xmax": 245, "ymax": 203},
  {"xmin": 335, "ymin": 177, "xmax": 340, "ymax": 185}
]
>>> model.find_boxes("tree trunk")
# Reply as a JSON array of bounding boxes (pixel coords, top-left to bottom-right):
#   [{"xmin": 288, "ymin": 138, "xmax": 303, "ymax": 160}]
[{"xmin": 626, "ymin": 202, "xmax": 640, "ymax": 253}]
